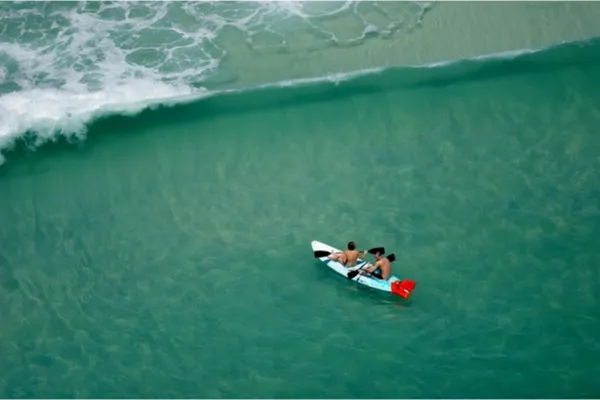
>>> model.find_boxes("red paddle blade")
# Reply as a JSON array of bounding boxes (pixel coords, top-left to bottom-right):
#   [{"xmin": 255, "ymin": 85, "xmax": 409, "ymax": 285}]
[{"xmin": 391, "ymin": 280, "xmax": 416, "ymax": 299}]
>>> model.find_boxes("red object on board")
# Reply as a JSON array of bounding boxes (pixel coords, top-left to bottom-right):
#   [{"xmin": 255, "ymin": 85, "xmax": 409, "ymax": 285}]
[{"xmin": 391, "ymin": 280, "xmax": 416, "ymax": 299}]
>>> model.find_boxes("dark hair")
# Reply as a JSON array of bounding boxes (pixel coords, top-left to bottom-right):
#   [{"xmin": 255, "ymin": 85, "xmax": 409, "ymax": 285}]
[{"xmin": 347, "ymin": 241, "xmax": 356, "ymax": 250}]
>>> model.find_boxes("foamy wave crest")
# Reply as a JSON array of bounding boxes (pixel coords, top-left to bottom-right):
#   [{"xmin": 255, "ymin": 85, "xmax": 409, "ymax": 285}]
[
  {"xmin": 7, "ymin": 36, "xmax": 596, "ymax": 151},
  {"xmin": 2, "ymin": 35, "xmax": 598, "ymax": 166},
  {"xmin": 0, "ymin": 80, "xmax": 196, "ymax": 147},
  {"xmin": 0, "ymin": 1, "xmax": 432, "ymax": 164}
]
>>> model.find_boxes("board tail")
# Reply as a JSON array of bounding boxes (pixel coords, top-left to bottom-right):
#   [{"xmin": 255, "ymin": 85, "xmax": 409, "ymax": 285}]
[{"xmin": 391, "ymin": 280, "xmax": 416, "ymax": 299}]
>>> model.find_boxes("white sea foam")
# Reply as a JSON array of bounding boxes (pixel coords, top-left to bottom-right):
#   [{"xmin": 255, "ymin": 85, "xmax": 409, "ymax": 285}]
[
  {"xmin": 0, "ymin": 80, "xmax": 195, "ymax": 146},
  {"xmin": 0, "ymin": 1, "xmax": 432, "ymax": 163}
]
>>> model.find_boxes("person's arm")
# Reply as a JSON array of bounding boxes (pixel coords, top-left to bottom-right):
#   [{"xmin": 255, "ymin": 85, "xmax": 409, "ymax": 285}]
[{"xmin": 364, "ymin": 259, "xmax": 381, "ymax": 273}]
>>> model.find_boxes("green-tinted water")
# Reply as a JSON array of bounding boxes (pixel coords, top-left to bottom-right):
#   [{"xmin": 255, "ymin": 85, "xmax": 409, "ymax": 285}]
[{"xmin": 2, "ymin": 38, "xmax": 600, "ymax": 397}]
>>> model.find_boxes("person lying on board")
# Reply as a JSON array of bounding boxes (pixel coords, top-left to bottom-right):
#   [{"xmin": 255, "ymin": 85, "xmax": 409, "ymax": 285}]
[
  {"xmin": 328, "ymin": 241, "xmax": 368, "ymax": 267},
  {"xmin": 360, "ymin": 251, "xmax": 396, "ymax": 280}
]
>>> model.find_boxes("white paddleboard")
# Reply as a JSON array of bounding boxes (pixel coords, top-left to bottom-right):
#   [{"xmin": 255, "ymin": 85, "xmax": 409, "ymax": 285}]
[{"xmin": 311, "ymin": 240, "xmax": 416, "ymax": 298}]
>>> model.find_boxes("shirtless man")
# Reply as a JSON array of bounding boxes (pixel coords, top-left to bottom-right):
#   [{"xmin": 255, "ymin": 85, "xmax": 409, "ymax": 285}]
[
  {"xmin": 328, "ymin": 241, "xmax": 367, "ymax": 267},
  {"xmin": 361, "ymin": 251, "xmax": 395, "ymax": 280}
]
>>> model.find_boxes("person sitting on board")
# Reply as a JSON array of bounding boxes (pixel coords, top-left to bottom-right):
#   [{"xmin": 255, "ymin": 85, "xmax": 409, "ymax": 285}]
[
  {"xmin": 328, "ymin": 241, "xmax": 367, "ymax": 267},
  {"xmin": 360, "ymin": 251, "xmax": 395, "ymax": 280}
]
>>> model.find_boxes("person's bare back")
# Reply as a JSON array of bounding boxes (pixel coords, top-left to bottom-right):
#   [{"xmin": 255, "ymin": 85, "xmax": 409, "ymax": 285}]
[
  {"xmin": 328, "ymin": 241, "xmax": 367, "ymax": 267},
  {"xmin": 342, "ymin": 249, "xmax": 361, "ymax": 266}
]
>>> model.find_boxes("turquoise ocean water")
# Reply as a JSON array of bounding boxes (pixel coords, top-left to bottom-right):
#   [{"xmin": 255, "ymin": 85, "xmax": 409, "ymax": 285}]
[{"xmin": 1, "ymin": 1, "xmax": 600, "ymax": 398}]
